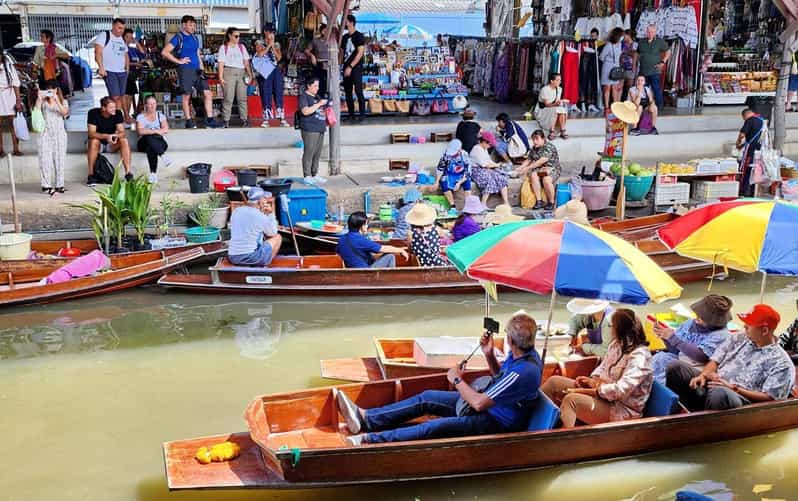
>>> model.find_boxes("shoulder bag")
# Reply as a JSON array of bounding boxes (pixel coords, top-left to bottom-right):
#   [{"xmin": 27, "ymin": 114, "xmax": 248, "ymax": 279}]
[
  {"xmin": 368, "ymin": 97, "xmax": 383, "ymax": 115},
  {"xmin": 608, "ymin": 44, "xmax": 625, "ymax": 81},
  {"xmin": 395, "ymin": 99, "xmax": 411, "ymax": 114},
  {"xmin": 431, "ymin": 92, "xmax": 449, "ymax": 114},
  {"xmin": 413, "ymin": 99, "xmax": 431, "ymax": 116}
]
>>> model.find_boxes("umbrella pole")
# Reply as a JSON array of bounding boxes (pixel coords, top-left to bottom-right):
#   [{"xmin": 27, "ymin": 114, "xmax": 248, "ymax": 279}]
[
  {"xmin": 484, "ymin": 288, "xmax": 489, "ymax": 317},
  {"xmin": 615, "ymin": 124, "xmax": 628, "ymax": 221},
  {"xmin": 759, "ymin": 272, "xmax": 767, "ymax": 303},
  {"xmin": 7, "ymin": 154, "xmax": 20, "ymax": 233},
  {"xmin": 541, "ymin": 289, "xmax": 557, "ymax": 363}
]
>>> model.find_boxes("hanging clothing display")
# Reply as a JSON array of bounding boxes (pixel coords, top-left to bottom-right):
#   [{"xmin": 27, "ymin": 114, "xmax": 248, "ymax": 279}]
[
  {"xmin": 561, "ymin": 44, "xmax": 580, "ymax": 103},
  {"xmin": 579, "ymin": 41, "xmax": 600, "ymax": 108},
  {"xmin": 635, "ymin": 6, "xmax": 699, "ymax": 49}
]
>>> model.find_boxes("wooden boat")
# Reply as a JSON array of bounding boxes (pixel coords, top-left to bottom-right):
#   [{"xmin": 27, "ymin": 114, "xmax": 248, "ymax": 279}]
[
  {"xmin": 0, "ymin": 246, "xmax": 205, "ymax": 307},
  {"xmin": 320, "ymin": 337, "xmax": 598, "ymax": 383},
  {"xmin": 163, "ymin": 366, "xmax": 798, "ymax": 490},
  {"xmin": 158, "ymin": 255, "xmax": 490, "ymax": 295},
  {"xmin": 26, "ymin": 238, "xmax": 227, "ymax": 261}
]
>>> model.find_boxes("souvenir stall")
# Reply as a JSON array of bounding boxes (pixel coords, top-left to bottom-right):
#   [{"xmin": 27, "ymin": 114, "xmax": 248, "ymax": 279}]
[
  {"xmin": 346, "ymin": 45, "xmax": 469, "ymax": 116},
  {"xmin": 700, "ymin": 0, "xmax": 785, "ymax": 105}
]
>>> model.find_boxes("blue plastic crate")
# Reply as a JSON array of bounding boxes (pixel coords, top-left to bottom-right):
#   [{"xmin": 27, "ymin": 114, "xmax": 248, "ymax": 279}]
[{"xmin": 279, "ymin": 187, "xmax": 328, "ymax": 226}]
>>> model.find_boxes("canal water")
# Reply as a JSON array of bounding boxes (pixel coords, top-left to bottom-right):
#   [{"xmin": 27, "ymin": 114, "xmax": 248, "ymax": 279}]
[{"xmin": 2, "ymin": 275, "xmax": 798, "ymax": 501}]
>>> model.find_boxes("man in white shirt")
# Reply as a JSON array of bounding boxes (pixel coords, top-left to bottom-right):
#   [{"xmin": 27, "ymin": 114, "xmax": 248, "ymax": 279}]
[
  {"xmin": 227, "ymin": 187, "xmax": 282, "ymax": 267},
  {"xmin": 94, "ymin": 18, "xmax": 129, "ymax": 115}
]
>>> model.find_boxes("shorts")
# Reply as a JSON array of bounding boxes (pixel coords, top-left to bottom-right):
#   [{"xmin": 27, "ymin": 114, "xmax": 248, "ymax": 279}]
[
  {"xmin": 228, "ymin": 242, "xmax": 274, "ymax": 267},
  {"xmin": 104, "ymin": 71, "xmax": 128, "ymax": 97},
  {"xmin": 789, "ymin": 74, "xmax": 798, "ymax": 92},
  {"xmin": 178, "ymin": 65, "xmax": 209, "ymax": 96},
  {"xmin": 439, "ymin": 177, "xmax": 472, "ymax": 193},
  {"xmin": 125, "ymin": 76, "xmax": 138, "ymax": 96}
]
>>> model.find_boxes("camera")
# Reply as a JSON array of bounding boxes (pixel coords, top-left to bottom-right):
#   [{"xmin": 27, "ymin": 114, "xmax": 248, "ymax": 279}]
[
  {"xmin": 483, "ymin": 317, "xmax": 499, "ymax": 335},
  {"xmin": 41, "ymin": 90, "xmax": 54, "ymax": 97}
]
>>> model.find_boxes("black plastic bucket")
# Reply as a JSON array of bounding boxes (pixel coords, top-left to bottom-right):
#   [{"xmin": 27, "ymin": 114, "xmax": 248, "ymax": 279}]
[
  {"xmin": 187, "ymin": 163, "xmax": 212, "ymax": 193},
  {"xmin": 258, "ymin": 178, "xmax": 293, "ymax": 198},
  {"xmin": 236, "ymin": 169, "xmax": 258, "ymax": 187}
]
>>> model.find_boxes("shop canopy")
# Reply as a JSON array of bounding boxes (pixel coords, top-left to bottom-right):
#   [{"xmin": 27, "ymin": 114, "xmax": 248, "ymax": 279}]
[{"xmin": 357, "ymin": 0, "xmax": 484, "ymax": 14}]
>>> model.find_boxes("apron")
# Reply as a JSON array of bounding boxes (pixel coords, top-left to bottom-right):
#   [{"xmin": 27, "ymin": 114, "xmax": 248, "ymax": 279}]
[{"xmin": 586, "ymin": 311, "xmax": 608, "ymax": 345}]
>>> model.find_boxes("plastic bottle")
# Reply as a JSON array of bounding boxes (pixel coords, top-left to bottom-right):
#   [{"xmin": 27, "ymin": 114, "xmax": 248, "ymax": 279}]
[
  {"xmin": 337, "ymin": 202, "xmax": 345, "ymax": 223},
  {"xmin": 363, "ymin": 190, "xmax": 371, "ymax": 215}
]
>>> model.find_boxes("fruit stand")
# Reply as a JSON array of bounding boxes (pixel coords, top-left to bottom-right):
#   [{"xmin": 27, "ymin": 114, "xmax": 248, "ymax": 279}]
[{"xmin": 652, "ymin": 159, "xmax": 740, "ymax": 208}]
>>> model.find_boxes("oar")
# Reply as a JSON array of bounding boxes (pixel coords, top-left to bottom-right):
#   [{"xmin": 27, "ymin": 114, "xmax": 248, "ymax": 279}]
[{"xmin": 279, "ymin": 193, "xmax": 301, "ymax": 258}]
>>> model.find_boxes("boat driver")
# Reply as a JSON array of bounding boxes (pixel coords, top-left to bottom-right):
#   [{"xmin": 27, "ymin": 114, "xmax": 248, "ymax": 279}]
[
  {"xmin": 337, "ymin": 310, "xmax": 543, "ymax": 445},
  {"xmin": 227, "ymin": 187, "xmax": 282, "ymax": 267}
]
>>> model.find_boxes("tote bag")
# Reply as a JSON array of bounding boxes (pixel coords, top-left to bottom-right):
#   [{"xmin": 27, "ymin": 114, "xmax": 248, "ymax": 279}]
[
  {"xmin": 31, "ymin": 108, "xmax": 45, "ymax": 133},
  {"xmin": 325, "ymin": 106, "xmax": 337, "ymax": 126},
  {"xmin": 13, "ymin": 112, "xmax": 30, "ymax": 141},
  {"xmin": 507, "ymin": 132, "xmax": 527, "ymax": 158}
]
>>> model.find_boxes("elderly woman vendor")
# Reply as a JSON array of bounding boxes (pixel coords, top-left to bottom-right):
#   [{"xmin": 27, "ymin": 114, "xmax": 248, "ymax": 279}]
[
  {"xmin": 567, "ymin": 298, "xmax": 614, "ymax": 357},
  {"xmin": 436, "ymin": 139, "xmax": 472, "ymax": 206},
  {"xmin": 651, "ymin": 294, "xmax": 732, "ymax": 385}
]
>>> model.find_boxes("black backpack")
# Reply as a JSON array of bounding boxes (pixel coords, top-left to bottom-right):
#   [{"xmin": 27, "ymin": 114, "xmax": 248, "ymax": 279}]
[{"xmin": 94, "ymin": 154, "xmax": 115, "ymax": 184}]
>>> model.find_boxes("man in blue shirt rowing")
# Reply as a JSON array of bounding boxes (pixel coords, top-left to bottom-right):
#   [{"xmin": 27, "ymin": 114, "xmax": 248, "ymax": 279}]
[{"xmin": 338, "ymin": 311, "xmax": 543, "ymax": 445}]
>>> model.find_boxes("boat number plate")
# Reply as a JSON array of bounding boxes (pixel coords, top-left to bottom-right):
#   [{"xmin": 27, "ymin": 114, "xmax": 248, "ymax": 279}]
[{"xmin": 246, "ymin": 275, "xmax": 273, "ymax": 284}]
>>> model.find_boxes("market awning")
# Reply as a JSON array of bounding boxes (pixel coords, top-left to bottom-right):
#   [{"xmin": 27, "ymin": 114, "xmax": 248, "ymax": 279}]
[
  {"xmin": 356, "ymin": 0, "xmax": 484, "ymax": 14},
  {"xmin": 120, "ymin": 0, "xmax": 247, "ymax": 5},
  {"xmin": 207, "ymin": 6, "xmax": 251, "ymax": 31}
]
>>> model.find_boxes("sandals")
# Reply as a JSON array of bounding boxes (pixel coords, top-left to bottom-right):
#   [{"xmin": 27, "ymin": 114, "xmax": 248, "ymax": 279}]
[
  {"xmin": 560, "ymin": 130, "xmax": 569, "ymax": 140},
  {"xmin": 47, "ymin": 187, "xmax": 66, "ymax": 197},
  {"xmin": 548, "ymin": 131, "xmax": 557, "ymax": 141},
  {"xmin": 12, "ymin": 150, "xmax": 23, "ymax": 157}
]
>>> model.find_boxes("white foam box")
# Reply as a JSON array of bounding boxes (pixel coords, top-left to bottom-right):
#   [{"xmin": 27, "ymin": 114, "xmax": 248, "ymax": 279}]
[{"xmin": 414, "ymin": 337, "xmax": 490, "ymax": 369}]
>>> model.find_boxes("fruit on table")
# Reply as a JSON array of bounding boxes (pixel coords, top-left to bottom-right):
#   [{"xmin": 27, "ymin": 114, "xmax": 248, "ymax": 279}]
[{"xmin": 629, "ymin": 163, "xmax": 642, "ymax": 175}]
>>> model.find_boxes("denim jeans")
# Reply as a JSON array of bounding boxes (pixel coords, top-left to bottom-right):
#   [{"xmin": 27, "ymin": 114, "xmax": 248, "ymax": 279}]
[
  {"xmin": 645, "ymin": 73, "xmax": 664, "ymax": 109},
  {"xmin": 364, "ymin": 390, "xmax": 506, "ymax": 443},
  {"xmin": 257, "ymin": 70, "xmax": 284, "ymax": 112},
  {"xmin": 370, "ymin": 254, "xmax": 396, "ymax": 268}
]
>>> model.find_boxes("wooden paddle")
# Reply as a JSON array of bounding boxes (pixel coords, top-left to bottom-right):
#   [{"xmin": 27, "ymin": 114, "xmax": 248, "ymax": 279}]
[{"xmin": 616, "ymin": 124, "xmax": 628, "ymax": 221}]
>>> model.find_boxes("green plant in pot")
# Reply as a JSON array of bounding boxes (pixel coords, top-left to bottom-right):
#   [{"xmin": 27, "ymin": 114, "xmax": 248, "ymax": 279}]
[
  {"xmin": 125, "ymin": 175, "xmax": 155, "ymax": 247},
  {"xmin": 68, "ymin": 169, "xmax": 130, "ymax": 250},
  {"xmin": 155, "ymin": 181, "xmax": 187, "ymax": 238},
  {"xmin": 187, "ymin": 198, "xmax": 221, "ymax": 243}
]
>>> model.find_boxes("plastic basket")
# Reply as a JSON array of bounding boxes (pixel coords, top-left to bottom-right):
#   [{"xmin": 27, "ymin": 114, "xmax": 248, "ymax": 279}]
[
  {"xmin": 0, "ymin": 233, "xmax": 32, "ymax": 260},
  {"xmin": 621, "ymin": 175, "xmax": 655, "ymax": 201},
  {"xmin": 655, "ymin": 182, "xmax": 690, "ymax": 205},
  {"xmin": 692, "ymin": 181, "xmax": 739, "ymax": 203},
  {"xmin": 184, "ymin": 227, "xmax": 220, "ymax": 243}
]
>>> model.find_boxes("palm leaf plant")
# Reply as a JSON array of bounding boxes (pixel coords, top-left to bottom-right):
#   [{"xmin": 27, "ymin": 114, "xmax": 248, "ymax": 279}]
[{"xmin": 125, "ymin": 175, "xmax": 155, "ymax": 245}]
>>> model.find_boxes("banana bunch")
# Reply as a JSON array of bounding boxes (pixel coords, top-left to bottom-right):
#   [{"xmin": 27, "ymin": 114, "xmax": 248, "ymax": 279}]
[
  {"xmin": 195, "ymin": 441, "xmax": 241, "ymax": 464},
  {"xmin": 658, "ymin": 163, "xmax": 695, "ymax": 174}
]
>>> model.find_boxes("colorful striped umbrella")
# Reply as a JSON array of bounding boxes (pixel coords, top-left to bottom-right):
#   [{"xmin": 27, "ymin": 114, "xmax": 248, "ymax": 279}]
[
  {"xmin": 381, "ymin": 24, "xmax": 432, "ymax": 40},
  {"xmin": 447, "ymin": 219, "xmax": 682, "ymax": 305},
  {"xmin": 657, "ymin": 199, "xmax": 798, "ymax": 300}
]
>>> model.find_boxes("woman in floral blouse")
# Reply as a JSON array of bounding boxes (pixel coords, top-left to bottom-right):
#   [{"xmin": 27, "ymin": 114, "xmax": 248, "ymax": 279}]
[{"xmin": 540, "ymin": 309, "xmax": 653, "ymax": 427}]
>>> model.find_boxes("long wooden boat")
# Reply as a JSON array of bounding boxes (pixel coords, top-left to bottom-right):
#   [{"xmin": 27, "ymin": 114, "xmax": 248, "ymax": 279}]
[
  {"xmin": 0, "ymin": 246, "xmax": 205, "ymax": 307},
  {"xmin": 24, "ymin": 238, "xmax": 227, "ymax": 262},
  {"xmin": 158, "ymin": 255, "xmax": 491, "ymax": 295},
  {"xmin": 320, "ymin": 337, "xmax": 598, "ymax": 383},
  {"xmin": 163, "ymin": 366, "xmax": 798, "ymax": 490}
]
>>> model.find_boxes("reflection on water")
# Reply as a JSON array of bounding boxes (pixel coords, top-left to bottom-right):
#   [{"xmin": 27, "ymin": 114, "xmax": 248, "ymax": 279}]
[{"xmin": 1, "ymin": 275, "xmax": 797, "ymax": 501}]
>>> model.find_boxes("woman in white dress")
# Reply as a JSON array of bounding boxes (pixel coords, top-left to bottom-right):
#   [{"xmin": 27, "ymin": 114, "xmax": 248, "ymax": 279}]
[
  {"xmin": 35, "ymin": 81, "xmax": 69, "ymax": 194},
  {"xmin": 0, "ymin": 54, "xmax": 23, "ymax": 157},
  {"xmin": 534, "ymin": 73, "xmax": 568, "ymax": 140}
]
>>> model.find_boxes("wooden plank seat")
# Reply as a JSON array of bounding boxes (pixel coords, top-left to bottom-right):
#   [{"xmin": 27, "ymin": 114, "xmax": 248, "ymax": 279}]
[
  {"xmin": 212, "ymin": 255, "xmax": 346, "ymax": 272},
  {"xmin": 390, "ymin": 132, "xmax": 411, "ymax": 143},
  {"xmin": 430, "ymin": 131, "xmax": 454, "ymax": 143}
]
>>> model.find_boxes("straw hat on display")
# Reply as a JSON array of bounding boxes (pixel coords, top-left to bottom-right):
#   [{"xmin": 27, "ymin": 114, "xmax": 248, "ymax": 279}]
[
  {"xmin": 554, "ymin": 199, "xmax": 589, "ymax": 225},
  {"xmin": 610, "ymin": 101, "xmax": 641, "ymax": 125},
  {"xmin": 566, "ymin": 298, "xmax": 610, "ymax": 315},
  {"xmin": 488, "ymin": 204, "xmax": 523, "ymax": 224},
  {"xmin": 406, "ymin": 203, "xmax": 437, "ymax": 226}
]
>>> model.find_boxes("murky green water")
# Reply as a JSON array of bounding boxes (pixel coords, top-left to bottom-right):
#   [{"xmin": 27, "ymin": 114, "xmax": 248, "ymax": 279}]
[{"xmin": 2, "ymin": 275, "xmax": 798, "ymax": 501}]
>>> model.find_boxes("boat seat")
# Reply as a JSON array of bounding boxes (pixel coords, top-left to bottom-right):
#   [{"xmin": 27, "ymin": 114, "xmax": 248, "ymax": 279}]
[
  {"xmin": 642, "ymin": 381, "xmax": 680, "ymax": 417},
  {"xmin": 526, "ymin": 393, "xmax": 560, "ymax": 432}
]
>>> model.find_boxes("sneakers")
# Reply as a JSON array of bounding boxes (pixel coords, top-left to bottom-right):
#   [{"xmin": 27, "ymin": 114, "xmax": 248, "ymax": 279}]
[
  {"xmin": 304, "ymin": 175, "xmax": 315, "ymax": 184},
  {"xmin": 263, "ymin": 109, "xmax": 273, "ymax": 120},
  {"xmin": 280, "ymin": 119, "xmax": 291, "ymax": 127},
  {"xmin": 346, "ymin": 434, "xmax": 368, "ymax": 446},
  {"xmin": 579, "ymin": 103, "xmax": 587, "ymax": 113},
  {"xmin": 312, "ymin": 175, "xmax": 327, "ymax": 184},
  {"xmin": 206, "ymin": 118, "xmax": 222, "ymax": 129},
  {"xmin": 148, "ymin": 173, "xmax": 158, "ymax": 184},
  {"xmin": 241, "ymin": 120, "xmax": 250, "ymax": 128},
  {"xmin": 544, "ymin": 203, "xmax": 554, "ymax": 211},
  {"xmin": 588, "ymin": 104, "xmax": 600, "ymax": 113},
  {"xmin": 275, "ymin": 107, "xmax": 284, "ymax": 119},
  {"xmin": 162, "ymin": 156, "xmax": 174, "ymax": 167},
  {"xmin": 124, "ymin": 172, "xmax": 134, "ymax": 182},
  {"xmin": 223, "ymin": 121, "xmax": 230, "ymax": 129},
  {"xmin": 86, "ymin": 175, "xmax": 97, "ymax": 187},
  {"xmin": 335, "ymin": 389, "xmax": 365, "ymax": 434},
  {"xmin": 629, "ymin": 128, "xmax": 641, "ymax": 136},
  {"xmin": 185, "ymin": 119, "xmax": 196, "ymax": 129}
]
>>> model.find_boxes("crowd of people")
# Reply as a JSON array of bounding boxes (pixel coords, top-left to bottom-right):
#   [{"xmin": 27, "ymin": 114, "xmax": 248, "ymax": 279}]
[{"xmin": 334, "ymin": 299, "xmax": 796, "ymax": 445}]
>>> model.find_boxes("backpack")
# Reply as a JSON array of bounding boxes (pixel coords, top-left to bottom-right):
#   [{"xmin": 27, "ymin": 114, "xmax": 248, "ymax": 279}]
[
  {"xmin": 103, "ymin": 31, "xmax": 111, "ymax": 47},
  {"xmin": 172, "ymin": 32, "xmax": 201, "ymax": 59},
  {"xmin": 222, "ymin": 43, "xmax": 246, "ymax": 57},
  {"xmin": 94, "ymin": 154, "xmax": 115, "ymax": 184}
]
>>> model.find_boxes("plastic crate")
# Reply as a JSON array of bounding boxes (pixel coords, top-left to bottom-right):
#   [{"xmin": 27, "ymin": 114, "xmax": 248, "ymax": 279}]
[
  {"xmin": 692, "ymin": 181, "xmax": 739, "ymax": 202},
  {"xmin": 655, "ymin": 182, "xmax": 690, "ymax": 205}
]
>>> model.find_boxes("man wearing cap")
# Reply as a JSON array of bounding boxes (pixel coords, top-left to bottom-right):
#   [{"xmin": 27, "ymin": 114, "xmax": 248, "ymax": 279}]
[
  {"xmin": 337, "ymin": 211, "xmax": 408, "ymax": 268},
  {"xmin": 666, "ymin": 304, "xmax": 795, "ymax": 411},
  {"xmin": 651, "ymin": 295, "xmax": 732, "ymax": 385},
  {"xmin": 393, "ymin": 188, "xmax": 422, "ymax": 240},
  {"xmin": 567, "ymin": 299, "xmax": 615, "ymax": 358},
  {"xmin": 227, "ymin": 187, "xmax": 282, "ymax": 266}
]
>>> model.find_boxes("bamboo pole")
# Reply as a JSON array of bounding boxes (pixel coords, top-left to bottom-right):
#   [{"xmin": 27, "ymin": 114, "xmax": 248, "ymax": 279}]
[{"xmin": 759, "ymin": 271, "xmax": 768, "ymax": 304}]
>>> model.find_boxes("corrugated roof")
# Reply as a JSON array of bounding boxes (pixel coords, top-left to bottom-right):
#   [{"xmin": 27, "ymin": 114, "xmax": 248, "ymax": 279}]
[{"xmin": 357, "ymin": 0, "xmax": 484, "ymax": 14}]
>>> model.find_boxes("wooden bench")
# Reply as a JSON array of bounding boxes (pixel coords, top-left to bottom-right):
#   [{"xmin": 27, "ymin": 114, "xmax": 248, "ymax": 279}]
[
  {"xmin": 390, "ymin": 132, "xmax": 411, "ymax": 144},
  {"xmin": 389, "ymin": 159, "xmax": 411, "ymax": 170},
  {"xmin": 430, "ymin": 131, "xmax": 454, "ymax": 143}
]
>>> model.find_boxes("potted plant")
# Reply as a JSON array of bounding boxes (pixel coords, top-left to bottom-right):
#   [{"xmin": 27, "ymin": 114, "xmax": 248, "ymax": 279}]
[
  {"xmin": 126, "ymin": 175, "xmax": 155, "ymax": 250},
  {"xmin": 68, "ymin": 169, "xmax": 130, "ymax": 252},
  {"xmin": 205, "ymin": 193, "xmax": 230, "ymax": 229},
  {"xmin": 186, "ymin": 199, "xmax": 221, "ymax": 243}
]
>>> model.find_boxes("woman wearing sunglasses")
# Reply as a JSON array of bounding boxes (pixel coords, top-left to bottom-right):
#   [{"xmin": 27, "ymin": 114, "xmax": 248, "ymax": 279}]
[{"xmin": 217, "ymin": 27, "xmax": 254, "ymax": 128}]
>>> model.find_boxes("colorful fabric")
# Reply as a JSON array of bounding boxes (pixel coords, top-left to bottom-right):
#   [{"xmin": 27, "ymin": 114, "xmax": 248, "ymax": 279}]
[
  {"xmin": 46, "ymin": 250, "xmax": 109, "ymax": 284},
  {"xmin": 651, "ymin": 319, "xmax": 729, "ymax": 384},
  {"xmin": 592, "ymin": 341, "xmax": 654, "ymax": 421},
  {"xmin": 446, "ymin": 220, "xmax": 682, "ymax": 304},
  {"xmin": 712, "ymin": 333, "xmax": 795, "ymax": 400},
  {"xmin": 658, "ymin": 200, "xmax": 798, "ymax": 275},
  {"xmin": 410, "ymin": 227, "xmax": 447, "ymax": 267}
]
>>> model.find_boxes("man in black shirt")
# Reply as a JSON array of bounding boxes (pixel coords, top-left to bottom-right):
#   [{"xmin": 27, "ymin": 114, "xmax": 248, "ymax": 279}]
[
  {"xmin": 87, "ymin": 96, "xmax": 132, "ymax": 185},
  {"xmin": 340, "ymin": 14, "xmax": 366, "ymax": 122},
  {"xmin": 735, "ymin": 108, "xmax": 764, "ymax": 197},
  {"xmin": 455, "ymin": 109, "xmax": 481, "ymax": 153}
]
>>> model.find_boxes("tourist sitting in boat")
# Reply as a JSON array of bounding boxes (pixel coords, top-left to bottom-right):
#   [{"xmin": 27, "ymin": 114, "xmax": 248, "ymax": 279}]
[
  {"xmin": 566, "ymin": 298, "xmax": 614, "ymax": 358},
  {"xmin": 337, "ymin": 211, "xmax": 408, "ymax": 268},
  {"xmin": 778, "ymin": 299, "xmax": 798, "ymax": 365},
  {"xmin": 436, "ymin": 139, "xmax": 472, "ymax": 206},
  {"xmin": 666, "ymin": 304, "xmax": 795, "ymax": 411},
  {"xmin": 451, "ymin": 195, "xmax": 486, "ymax": 242},
  {"xmin": 393, "ymin": 188, "xmax": 422, "ymax": 240},
  {"xmin": 227, "ymin": 187, "xmax": 282, "ymax": 267},
  {"xmin": 650, "ymin": 295, "xmax": 732, "ymax": 385},
  {"xmin": 542, "ymin": 309, "xmax": 653, "ymax": 428},
  {"xmin": 337, "ymin": 310, "xmax": 543, "ymax": 445},
  {"xmin": 406, "ymin": 204, "xmax": 448, "ymax": 267}
]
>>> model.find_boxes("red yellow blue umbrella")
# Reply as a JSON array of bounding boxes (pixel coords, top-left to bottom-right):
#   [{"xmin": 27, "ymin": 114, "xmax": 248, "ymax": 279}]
[{"xmin": 658, "ymin": 199, "xmax": 798, "ymax": 300}]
